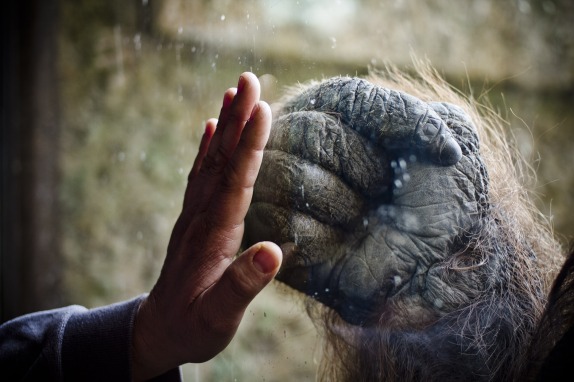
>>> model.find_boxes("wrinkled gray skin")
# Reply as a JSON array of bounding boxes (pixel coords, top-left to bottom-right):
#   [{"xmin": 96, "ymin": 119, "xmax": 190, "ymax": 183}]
[{"xmin": 245, "ymin": 77, "xmax": 488, "ymax": 326}]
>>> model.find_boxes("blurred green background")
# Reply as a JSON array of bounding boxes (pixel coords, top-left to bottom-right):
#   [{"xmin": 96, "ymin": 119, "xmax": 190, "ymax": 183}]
[{"xmin": 3, "ymin": 0, "xmax": 574, "ymax": 380}]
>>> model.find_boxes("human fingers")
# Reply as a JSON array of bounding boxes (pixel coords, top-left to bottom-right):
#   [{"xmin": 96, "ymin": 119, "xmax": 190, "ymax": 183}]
[
  {"xmin": 189, "ymin": 118, "xmax": 217, "ymax": 182},
  {"xmin": 182, "ymin": 119, "xmax": 217, "ymax": 210},
  {"xmin": 204, "ymin": 73, "xmax": 261, "ymax": 177},
  {"xmin": 216, "ymin": 72, "xmax": 261, "ymax": 136},
  {"xmin": 194, "ymin": 73, "xmax": 262, "ymax": 210},
  {"xmin": 208, "ymin": 99, "xmax": 271, "ymax": 230},
  {"xmin": 201, "ymin": 87, "xmax": 237, "ymax": 171},
  {"xmin": 167, "ymin": 119, "xmax": 217, "ymax": 253},
  {"xmin": 200, "ymin": 241, "xmax": 282, "ymax": 332}
]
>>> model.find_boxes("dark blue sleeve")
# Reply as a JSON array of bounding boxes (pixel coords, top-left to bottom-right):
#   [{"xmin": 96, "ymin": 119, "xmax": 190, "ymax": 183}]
[{"xmin": 0, "ymin": 295, "xmax": 182, "ymax": 381}]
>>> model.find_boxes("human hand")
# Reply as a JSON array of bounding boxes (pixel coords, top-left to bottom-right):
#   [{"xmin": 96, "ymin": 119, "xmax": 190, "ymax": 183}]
[{"xmin": 131, "ymin": 72, "xmax": 282, "ymax": 380}]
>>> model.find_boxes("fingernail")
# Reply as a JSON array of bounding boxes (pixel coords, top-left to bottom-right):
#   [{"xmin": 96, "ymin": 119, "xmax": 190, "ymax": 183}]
[
  {"xmin": 248, "ymin": 103, "xmax": 260, "ymax": 122},
  {"xmin": 237, "ymin": 75, "xmax": 246, "ymax": 94},
  {"xmin": 438, "ymin": 136, "xmax": 462, "ymax": 166},
  {"xmin": 253, "ymin": 250, "xmax": 277, "ymax": 274}
]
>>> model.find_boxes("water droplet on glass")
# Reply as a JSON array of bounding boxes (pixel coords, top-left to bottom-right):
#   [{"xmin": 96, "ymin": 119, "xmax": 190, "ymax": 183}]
[
  {"xmin": 517, "ymin": 0, "xmax": 531, "ymax": 13},
  {"xmin": 133, "ymin": 34, "xmax": 141, "ymax": 51},
  {"xmin": 394, "ymin": 179, "xmax": 403, "ymax": 188},
  {"xmin": 542, "ymin": 1, "xmax": 556, "ymax": 14},
  {"xmin": 398, "ymin": 158, "xmax": 407, "ymax": 170}
]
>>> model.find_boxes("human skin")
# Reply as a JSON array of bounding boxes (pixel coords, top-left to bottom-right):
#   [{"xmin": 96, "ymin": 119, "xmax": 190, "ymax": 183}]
[{"xmin": 131, "ymin": 72, "xmax": 283, "ymax": 381}]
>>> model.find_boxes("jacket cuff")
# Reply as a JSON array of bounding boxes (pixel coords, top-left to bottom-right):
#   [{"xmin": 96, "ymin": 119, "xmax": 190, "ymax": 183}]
[{"xmin": 61, "ymin": 295, "xmax": 181, "ymax": 381}]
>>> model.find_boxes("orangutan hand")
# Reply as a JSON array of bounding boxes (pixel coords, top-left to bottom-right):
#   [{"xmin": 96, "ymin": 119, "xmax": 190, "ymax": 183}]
[
  {"xmin": 245, "ymin": 77, "xmax": 487, "ymax": 326},
  {"xmin": 131, "ymin": 72, "xmax": 283, "ymax": 380}
]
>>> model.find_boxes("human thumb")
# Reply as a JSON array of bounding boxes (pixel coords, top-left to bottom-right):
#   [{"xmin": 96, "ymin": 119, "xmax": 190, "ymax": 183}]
[{"xmin": 208, "ymin": 242, "xmax": 282, "ymax": 319}]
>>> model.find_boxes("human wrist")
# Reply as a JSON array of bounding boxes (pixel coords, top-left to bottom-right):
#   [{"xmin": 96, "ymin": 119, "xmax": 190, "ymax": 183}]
[{"xmin": 131, "ymin": 296, "xmax": 177, "ymax": 381}]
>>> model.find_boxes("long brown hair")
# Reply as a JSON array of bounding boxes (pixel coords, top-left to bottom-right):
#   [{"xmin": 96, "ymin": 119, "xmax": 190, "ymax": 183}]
[{"xmin": 293, "ymin": 61, "xmax": 564, "ymax": 381}]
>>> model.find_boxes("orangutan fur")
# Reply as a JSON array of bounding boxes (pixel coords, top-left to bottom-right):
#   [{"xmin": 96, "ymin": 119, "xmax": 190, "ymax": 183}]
[{"xmin": 246, "ymin": 62, "xmax": 567, "ymax": 381}]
